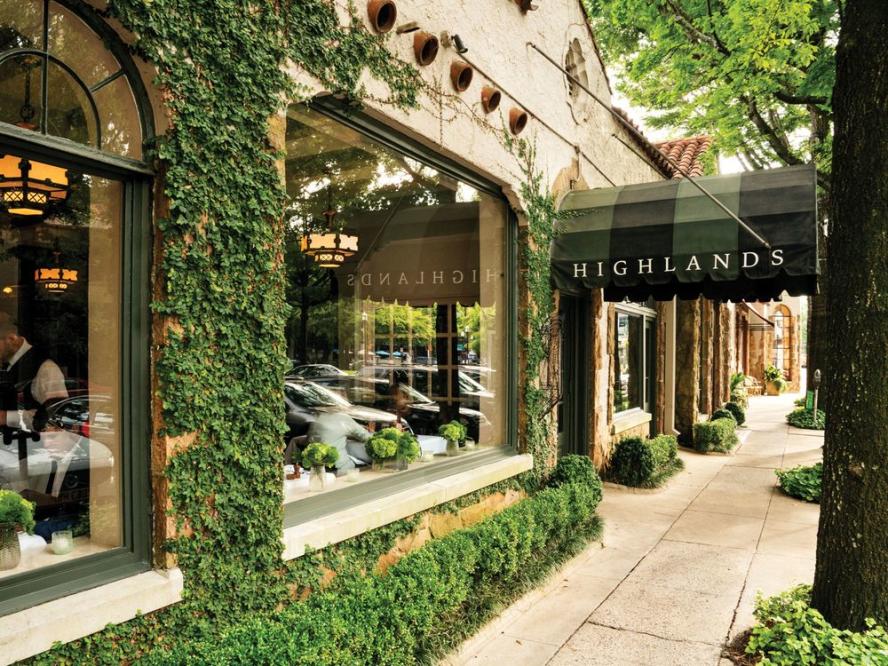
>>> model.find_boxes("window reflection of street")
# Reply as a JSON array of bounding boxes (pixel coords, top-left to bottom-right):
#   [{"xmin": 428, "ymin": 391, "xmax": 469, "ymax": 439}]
[{"xmin": 283, "ymin": 104, "xmax": 507, "ymax": 502}]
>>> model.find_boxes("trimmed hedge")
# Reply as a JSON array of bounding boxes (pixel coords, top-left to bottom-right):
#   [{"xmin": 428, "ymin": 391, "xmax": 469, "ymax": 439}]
[
  {"xmin": 723, "ymin": 401, "xmax": 746, "ymax": 426},
  {"xmin": 746, "ymin": 585, "xmax": 888, "ymax": 663},
  {"xmin": 711, "ymin": 408, "xmax": 736, "ymax": 423},
  {"xmin": 606, "ymin": 434, "xmax": 683, "ymax": 488},
  {"xmin": 786, "ymin": 407, "xmax": 826, "ymax": 430},
  {"xmin": 143, "ymin": 456, "xmax": 604, "ymax": 665},
  {"xmin": 692, "ymin": 417, "xmax": 739, "ymax": 453}
]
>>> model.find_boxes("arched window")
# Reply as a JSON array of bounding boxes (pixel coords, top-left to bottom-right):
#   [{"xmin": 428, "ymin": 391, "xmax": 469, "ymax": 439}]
[
  {"xmin": 0, "ymin": 0, "xmax": 149, "ymax": 158},
  {"xmin": 0, "ymin": 1, "xmax": 152, "ymax": 617}
]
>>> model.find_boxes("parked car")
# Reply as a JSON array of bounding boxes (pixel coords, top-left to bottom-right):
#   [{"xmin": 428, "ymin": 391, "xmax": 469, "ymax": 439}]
[
  {"xmin": 312, "ymin": 375, "xmax": 487, "ymax": 441},
  {"xmin": 283, "ymin": 379, "xmax": 403, "ymax": 441},
  {"xmin": 287, "ymin": 363, "xmax": 346, "ymax": 379},
  {"xmin": 358, "ymin": 365, "xmax": 495, "ymax": 411}
]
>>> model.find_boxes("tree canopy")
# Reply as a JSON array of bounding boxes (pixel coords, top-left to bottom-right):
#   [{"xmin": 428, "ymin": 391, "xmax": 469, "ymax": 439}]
[{"xmin": 583, "ymin": 0, "xmax": 837, "ymax": 190}]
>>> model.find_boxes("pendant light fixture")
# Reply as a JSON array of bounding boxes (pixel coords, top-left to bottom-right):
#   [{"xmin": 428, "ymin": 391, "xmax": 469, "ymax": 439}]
[
  {"xmin": 299, "ymin": 182, "xmax": 358, "ymax": 268},
  {"xmin": 34, "ymin": 247, "xmax": 78, "ymax": 293},
  {"xmin": 0, "ymin": 57, "xmax": 69, "ymax": 217}
]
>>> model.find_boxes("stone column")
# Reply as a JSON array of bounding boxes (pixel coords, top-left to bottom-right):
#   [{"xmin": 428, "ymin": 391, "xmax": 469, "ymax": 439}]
[
  {"xmin": 698, "ymin": 298, "xmax": 714, "ymax": 415},
  {"xmin": 675, "ymin": 298, "xmax": 701, "ymax": 443},
  {"xmin": 588, "ymin": 289, "xmax": 611, "ymax": 468}
]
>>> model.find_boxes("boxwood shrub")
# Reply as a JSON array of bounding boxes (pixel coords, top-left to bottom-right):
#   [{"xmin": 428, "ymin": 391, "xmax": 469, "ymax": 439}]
[
  {"xmin": 692, "ymin": 417, "xmax": 739, "ymax": 453},
  {"xmin": 606, "ymin": 434, "xmax": 682, "ymax": 488},
  {"xmin": 746, "ymin": 585, "xmax": 888, "ymax": 663},
  {"xmin": 723, "ymin": 401, "xmax": 746, "ymax": 426},
  {"xmin": 710, "ymin": 408, "xmax": 737, "ymax": 423},
  {"xmin": 143, "ymin": 456, "xmax": 604, "ymax": 665}
]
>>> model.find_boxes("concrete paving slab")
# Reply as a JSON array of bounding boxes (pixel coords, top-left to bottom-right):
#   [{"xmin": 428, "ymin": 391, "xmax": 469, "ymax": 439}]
[
  {"xmin": 458, "ymin": 634, "xmax": 558, "ymax": 666},
  {"xmin": 757, "ymin": 519, "xmax": 818, "ymax": 558},
  {"xmin": 710, "ymin": 465, "xmax": 780, "ymax": 488},
  {"xmin": 766, "ymin": 493, "xmax": 820, "ymax": 525},
  {"xmin": 664, "ymin": 510, "xmax": 764, "ymax": 550},
  {"xmin": 624, "ymin": 540, "xmax": 753, "ymax": 596},
  {"xmin": 572, "ymin": 544, "xmax": 649, "ymax": 580},
  {"xmin": 501, "ymin": 576, "xmax": 617, "ymax": 645},
  {"xmin": 688, "ymin": 486, "xmax": 773, "ymax": 519},
  {"xmin": 726, "ymin": 453, "xmax": 784, "ymax": 469},
  {"xmin": 590, "ymin": 579, "xmax": 738, "ymax": 645},
  {"xmin": 550, "ymin": 624, "xmax": 723, "ymax": 666}
]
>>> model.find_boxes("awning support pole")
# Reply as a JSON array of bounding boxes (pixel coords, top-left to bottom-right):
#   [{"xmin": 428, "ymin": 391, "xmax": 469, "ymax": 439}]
[{"xmin": 527, "ymin": 42, "xmax": 771, "ymax": 250}]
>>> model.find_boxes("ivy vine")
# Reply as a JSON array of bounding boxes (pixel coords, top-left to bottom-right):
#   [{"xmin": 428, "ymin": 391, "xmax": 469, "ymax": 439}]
[{"xmin": 508, "ymin": 137, "xmax": 566, "ymax": 483}]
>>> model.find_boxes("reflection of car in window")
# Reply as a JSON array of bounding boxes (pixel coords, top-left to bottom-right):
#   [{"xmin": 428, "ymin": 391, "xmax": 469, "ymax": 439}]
[
  {"xmin": 313, "ymin": 375, "xmax": 487, "ymax": 441},
  {"xmin": 287, "ymin": 363, "xmax": 346, "ymax": 379},
  {"xmin": 283, "ymin": 380, "xmax": 403, "ymax": 441}
]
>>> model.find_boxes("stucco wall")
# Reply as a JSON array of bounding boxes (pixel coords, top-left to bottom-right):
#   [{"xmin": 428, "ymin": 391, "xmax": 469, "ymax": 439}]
[{"xmin": 287, "ymin": 0, "xmax": 662, "ymax": 206}]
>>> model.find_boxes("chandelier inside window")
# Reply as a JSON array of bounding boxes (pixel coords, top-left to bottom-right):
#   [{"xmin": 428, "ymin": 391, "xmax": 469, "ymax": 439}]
[
  {"xmin": 299, "ymin": 183, "xmax": 358, "ymax": 268},
  {"xmin": 0, "ymin": 58, "xmax": 69, "ymax": 216},
  {"xmin": 34, "ymin": 249, "xmax": 78, "ymax": 293}
]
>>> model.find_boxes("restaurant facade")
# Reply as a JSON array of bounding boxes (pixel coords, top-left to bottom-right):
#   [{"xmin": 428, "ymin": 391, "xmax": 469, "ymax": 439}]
[{"xmin": 0, "ymin": 1, "xmax": 818, "ymax": 662}]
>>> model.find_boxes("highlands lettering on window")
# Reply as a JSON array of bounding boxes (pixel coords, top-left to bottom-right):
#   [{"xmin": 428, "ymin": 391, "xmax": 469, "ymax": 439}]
[
  {"xmin": 571, "ymin": 249, "xmax": 785, "ymax": 279},
  {"xmin": 346, "ymin": 269, "xmax": 500, "ymax": 287}
]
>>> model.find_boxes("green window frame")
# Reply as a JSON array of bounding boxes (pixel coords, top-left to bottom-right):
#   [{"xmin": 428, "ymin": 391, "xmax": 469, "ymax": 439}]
[
  {"xmin": 284, "ymin": 97, "xmax": 519, "ymax": 528},
  {"xmin": 0, "ymin": 0, "xmax": 153, "ymax": 617}
]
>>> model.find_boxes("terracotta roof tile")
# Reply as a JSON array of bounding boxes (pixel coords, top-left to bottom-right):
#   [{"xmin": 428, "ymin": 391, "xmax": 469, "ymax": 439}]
[{"xmin": 655, "ymin": 136, "xmax": 713, "ymax": 179}]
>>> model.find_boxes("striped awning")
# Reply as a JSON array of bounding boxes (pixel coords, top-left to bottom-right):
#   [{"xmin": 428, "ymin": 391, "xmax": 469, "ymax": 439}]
[{"xmin": 552, "ymin": 165, "xmax": 818, "ymax": 302}]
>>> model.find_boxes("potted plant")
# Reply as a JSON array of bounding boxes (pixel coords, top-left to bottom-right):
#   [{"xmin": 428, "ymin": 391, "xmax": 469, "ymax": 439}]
[
  {"xmin": 300, "ymin": 442, "xmax": 339, "ymax": 492},
  {"xmin": 729, "ymin": 372, "xmax": 749, "ymax": 408},
  {"xmin": 396, "ymin": 431, "xmax": 421, "ymax": 471},
  {"xmin": 438, "ymin": 420, "xmax": 467, "ymax": 457},
  {"xmin": 764, "ymin": 364, "xmax": 787, "ymax": 395},
  {"xmin": 0, "ymin": 489, "xmax": 35, "ymax": 570},
  {"xmin": 367, "ymin": 428, "xmax": 400, "ymax": 471}
]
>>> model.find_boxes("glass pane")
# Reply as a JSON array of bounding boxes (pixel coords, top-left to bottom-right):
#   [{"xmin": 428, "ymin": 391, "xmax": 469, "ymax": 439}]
[
  {"xmin": 282, "ymin": 104, "xmax": 507, "ymax": 501},
  {"xmin": 0, "ymin": 54, "xmax": 44, "ymax": 132},
  {"xmin": 93, "ymin": 76, "xmax": 141, "ymax": 159},
  {"xmin": 44, "ymin": 61, "xmax": 98, "ymax": 148},
  {"xmin": 613, "ymin": 312, "xmax": 642, "ymax": 412},
  {"xmin": 0, "ymin": 1, "xmax": 44, "ymax": 50},
  {"xmin": 47, "ymin": 2, "xmax": 119, "ymax": 89},
  {"xmin": 0, "ymin": 150, "xmax": 122, "ymax": 579}
]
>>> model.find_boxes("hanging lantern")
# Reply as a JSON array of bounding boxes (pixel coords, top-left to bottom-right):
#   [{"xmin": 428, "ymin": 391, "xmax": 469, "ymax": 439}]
[
  {"xmin": 0, "ymin": 59, "xmax": 69, "ymax": 216},
  {"xmin": 34, "ymin": 250, "xmax": 78, "ymax": 293},
  {"xmin": 299, "ymin": 184, "xmax": 358, "ymax": 268},
  {"xmin": 0, "ymin": 155, "xmax": 69, "ymax": 216}
]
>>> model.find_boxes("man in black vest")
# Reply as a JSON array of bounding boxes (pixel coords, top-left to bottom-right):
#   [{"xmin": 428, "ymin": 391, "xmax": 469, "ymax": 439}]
[{"xmin": 0, "ymin": 312, "xmax": 68, "ymax": 435}]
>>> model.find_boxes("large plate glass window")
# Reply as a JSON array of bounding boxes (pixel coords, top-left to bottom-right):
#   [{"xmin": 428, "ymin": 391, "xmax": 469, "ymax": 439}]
[
  {"xmin": 283, "ymin": 104, "xmax": 507, "ymax": 502},
  {"xmin": 0, "ymin": 150, "xmax": 122, "ymax": 577}
]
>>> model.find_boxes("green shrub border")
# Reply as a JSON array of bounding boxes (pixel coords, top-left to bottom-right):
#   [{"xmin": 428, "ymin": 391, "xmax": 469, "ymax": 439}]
[
  {"xmin": 692, "ymin": 417, "xmax": 739, "ymax": 453},
  {"xmin": 141, "ymin": 458, "xmax": 604, "ymax": 665},
  {"xmin": 606, "ymin": 435, "xmax": 683, "ymax": 488}
]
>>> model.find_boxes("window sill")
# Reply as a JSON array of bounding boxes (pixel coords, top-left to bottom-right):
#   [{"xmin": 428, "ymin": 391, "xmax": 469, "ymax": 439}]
[
  {"xmin": 282, "ymin": 453, "xmax": 533, "ymax": 560},
  {"xmin": 0, "ymin": 568, "xmax": 183, "ymax": 665},
  {"xmin": 611, "ymin": 410, "xmax": 652, "ymax": 435}
]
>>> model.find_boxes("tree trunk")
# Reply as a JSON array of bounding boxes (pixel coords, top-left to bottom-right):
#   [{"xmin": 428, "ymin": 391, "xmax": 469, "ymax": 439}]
[{"xmin": 811, "ymin": 0, "xmax": 888, "ymax": 630}]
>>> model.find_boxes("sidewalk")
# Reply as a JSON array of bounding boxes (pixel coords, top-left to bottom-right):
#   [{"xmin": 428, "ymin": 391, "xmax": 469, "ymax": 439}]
[{"xmin": 447, "ymin": 392, "xmax": 823, "ymax": 666}]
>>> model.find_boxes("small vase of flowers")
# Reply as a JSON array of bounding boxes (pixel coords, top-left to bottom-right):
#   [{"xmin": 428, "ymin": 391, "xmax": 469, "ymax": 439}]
[
  {"xmin": 300, "ymin": 442, "xmax": 339, "ymax": 492},
  {"xmin": 438, "ymin": 420, "xmax": 467, "ymax": 457},
  {"xmin": 367, "ymin": 428, "xmax": 400, "ymax": 471},
  {"xmin": 0, "ymin": 490, "xmax": 35, "ymax": 571},
  {"xmin": 396, "ymin": 431, "xmax": 421, "ymax": 471}
]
